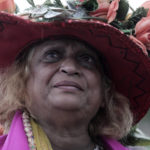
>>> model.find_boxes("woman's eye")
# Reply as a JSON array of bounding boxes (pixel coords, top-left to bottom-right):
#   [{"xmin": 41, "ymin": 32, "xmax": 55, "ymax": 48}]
[
  {"xmin": 79, "ymin": 54, "xmax": 94, "ymax": 62},
  {"xmin": 43, "ymin": 50, "xmax": 61, "ymax": 62},
  {"xmin": 78, "ymin": 54, "xmax": 96, "ymax": 67}
]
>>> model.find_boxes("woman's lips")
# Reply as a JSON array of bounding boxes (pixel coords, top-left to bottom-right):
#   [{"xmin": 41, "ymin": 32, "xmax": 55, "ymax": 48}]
[{"xmin": 53, "ymin": 81, "xmax": 83, "ymax": 91}]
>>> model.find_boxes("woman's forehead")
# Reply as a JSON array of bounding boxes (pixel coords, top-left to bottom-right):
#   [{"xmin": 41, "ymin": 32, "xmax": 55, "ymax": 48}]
[{"xmin": 33, "ymin": 38, "xmax": 99, "ymax": 55}]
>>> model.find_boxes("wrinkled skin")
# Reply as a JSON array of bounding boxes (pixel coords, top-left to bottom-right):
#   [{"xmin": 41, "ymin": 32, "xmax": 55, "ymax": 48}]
[{"xmin": 26, "ymin": 39, "xmax": 104, "ymax": 150}]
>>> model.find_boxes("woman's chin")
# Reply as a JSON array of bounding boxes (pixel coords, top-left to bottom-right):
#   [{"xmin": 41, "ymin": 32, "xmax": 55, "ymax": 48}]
[{"xmin": 49, "ymin": 97, "xmax": 85, "ymax": 111}]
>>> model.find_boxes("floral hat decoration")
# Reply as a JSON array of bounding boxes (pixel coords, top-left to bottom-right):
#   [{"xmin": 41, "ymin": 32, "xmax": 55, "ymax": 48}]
[
  {"xmin": 0, "ymin": 0, "xmax": 150, "ymax": 124},
  {"xmin": 15, "ymin": 0, "xmax": 150, "ymax": 56}
]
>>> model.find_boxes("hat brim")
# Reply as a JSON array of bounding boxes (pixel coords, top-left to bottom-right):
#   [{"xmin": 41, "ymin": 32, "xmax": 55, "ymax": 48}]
[{"xmin": 0, "ymin": 12, "xmax": 150, "ymax": 123}]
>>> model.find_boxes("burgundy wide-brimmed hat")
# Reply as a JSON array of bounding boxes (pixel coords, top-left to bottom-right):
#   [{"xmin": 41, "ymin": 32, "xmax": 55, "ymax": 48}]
[{"xmin": 0, "ymin": 0, "xmax": 150, "ymax": 123}]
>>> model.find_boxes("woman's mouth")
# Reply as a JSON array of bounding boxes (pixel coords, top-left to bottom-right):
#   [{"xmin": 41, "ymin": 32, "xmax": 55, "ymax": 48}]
[{"xmin": 53, "ymin": 81, "xmax": 83, "ymax": 91}]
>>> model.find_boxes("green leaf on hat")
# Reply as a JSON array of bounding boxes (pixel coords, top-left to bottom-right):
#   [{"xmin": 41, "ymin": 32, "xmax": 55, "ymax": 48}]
[
  {"xmin": 113, "ymin": 6, "xmax": 148, "ymax": 31},
  {"xmin": 27, "ymin": 0, "xmax": 35, "ymax": 7},
  {"xmin": 66, "ymin": 0, "xmax": 79, "ymax": 10},
  {"xmin": 116, "ymin": 0, "xmax": 129, "ymax": 21},
  {"xmin": 125, "ymin": 7, "xmax": 148, "ymax": 29},
  {"xmin": 82, "ymin": 0, "xmax": 98, "ymax": 11},
  {"xmin": 43, "ymin": 0, "xmax": 53, "ymax": 6},
  {"xmin": 53, "ymin": 0, "xmax": 64, "ymax": 7},
  {"xmin": 15, "ymin": 4, "xmax": 20, "ymax": 14}
]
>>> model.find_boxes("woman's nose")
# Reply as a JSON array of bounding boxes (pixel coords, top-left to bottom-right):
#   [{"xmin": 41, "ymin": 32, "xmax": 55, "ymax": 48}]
[{"xmin": 60, "ymin": 58, "xmax": 80, "ymax": 76}]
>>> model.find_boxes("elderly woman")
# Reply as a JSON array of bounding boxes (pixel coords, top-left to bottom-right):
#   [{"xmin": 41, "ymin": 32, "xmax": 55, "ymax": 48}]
[{"xmin": 0, "ymin": 0, "xmax": 150, "ymax": 150}]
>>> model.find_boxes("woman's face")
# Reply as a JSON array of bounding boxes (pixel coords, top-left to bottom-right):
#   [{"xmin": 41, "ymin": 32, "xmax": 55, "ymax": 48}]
[{"xmin": 26, "ymin": 39, "xmax": 104, "ymax": 124}]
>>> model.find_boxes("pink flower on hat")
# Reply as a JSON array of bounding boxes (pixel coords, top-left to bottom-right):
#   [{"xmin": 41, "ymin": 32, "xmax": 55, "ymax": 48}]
[
  {"xmin": 141, "ymin": 0, "xmax": 150, "ymax": 17},
  {"xmin": 90, "ymin": 0, "xmax": 110, "ymax": 20},
  {"xmin": 90, "ymin": 0, "xmax": 120, "ymax": 22},
  {"xmin": 135, "ymin": 16, "xmax": 150, "ymax": 51},
  {"xmin": 107, "ymin": 0, "xmax": 120, "ymax": 23},
  {"xmin": 0, "ymin": 0, "xmax": 15, "ymax": 13},
  {"xmin": 79, "ymin": 0, "xmax": 85, "ymax": 2}
]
